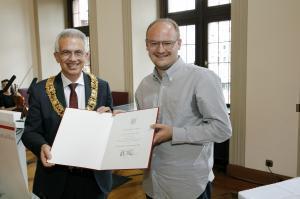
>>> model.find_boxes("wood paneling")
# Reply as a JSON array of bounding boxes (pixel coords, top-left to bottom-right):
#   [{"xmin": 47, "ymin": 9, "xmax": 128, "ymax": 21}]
[{"xmin": 227, "ymin": 164, "xmax": 290, "ymax": 186}]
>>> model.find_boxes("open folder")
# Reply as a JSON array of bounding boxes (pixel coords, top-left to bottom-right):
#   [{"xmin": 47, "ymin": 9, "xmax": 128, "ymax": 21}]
[{"xmin": 48, "ymin": 107, "xmax": 158, "ymax": 170}]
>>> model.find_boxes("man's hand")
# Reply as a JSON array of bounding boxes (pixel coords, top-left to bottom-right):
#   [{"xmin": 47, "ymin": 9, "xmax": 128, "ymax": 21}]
[
  {"xmin": 112, "ymin": 109, "xmax": 125, "ymax": 116},
  {"xmin": 96, "ymin": 106, "xmax": 112, "ymax": 113},
  {"xmin": 40, "ymin": 144, "xmax": 55, "ymax": 167},
  {"xmin": 151, "ymin": 123, "xmax": 173, "ymax": 146}
]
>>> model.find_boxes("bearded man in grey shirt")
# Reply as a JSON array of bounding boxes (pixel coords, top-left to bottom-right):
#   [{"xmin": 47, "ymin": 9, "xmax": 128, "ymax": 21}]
[{"xmin": 135, "ymin": 18, "xmax": 232, "ymax": 199}]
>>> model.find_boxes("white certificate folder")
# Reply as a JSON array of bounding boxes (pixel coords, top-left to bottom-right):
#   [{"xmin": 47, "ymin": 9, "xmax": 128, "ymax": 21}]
[{"xmin": 49, "ymin": 107, "xmax": 158, "ymax": 170}]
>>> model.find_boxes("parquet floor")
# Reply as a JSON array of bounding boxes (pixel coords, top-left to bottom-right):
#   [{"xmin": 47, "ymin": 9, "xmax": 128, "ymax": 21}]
[
  {"xmin": 26, "ymin": 150, "xmax": 147, "ymax": 199},
  {"xmin": 26, "ymin": 151, "xmax": 258, "ymax": 199}
]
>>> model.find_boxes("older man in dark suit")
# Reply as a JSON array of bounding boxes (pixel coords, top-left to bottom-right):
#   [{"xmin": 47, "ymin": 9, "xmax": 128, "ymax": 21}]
[{"xmin": 22, "ymin": 29, "xmax": 113, "ymax": 199}]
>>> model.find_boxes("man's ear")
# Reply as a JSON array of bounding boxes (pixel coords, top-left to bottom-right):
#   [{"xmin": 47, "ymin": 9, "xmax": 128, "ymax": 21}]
[
  {"xmin": 84, "ymin": 52, "xmax": 90, "ymax": 60},
  {"xmin": 177, "ymin": 38, "xmax": 182, "ymax": 50},
  {"xmin": 54, "ymin": 52, "xmax": 60, "ymax": 63},
  {"xmin": 145, "ymin": 41, "xmax": 150, "ymax": 52}
]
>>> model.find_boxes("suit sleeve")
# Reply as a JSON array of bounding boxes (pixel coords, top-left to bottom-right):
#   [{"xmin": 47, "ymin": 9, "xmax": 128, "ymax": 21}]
[
  {"xmin": 105, "ymin": 82, "xmax": 113, "ymax": 109},
  {"xmin": 97, "ymin": 79, "xmax": 113, "ymax": 110},
  {"xmin": 21, "ymin": 85, "xmax": 48, "ymax": 157},
  {"xmin": 0, "ymin": 93, "xmax": 4, "ymax": 107}
]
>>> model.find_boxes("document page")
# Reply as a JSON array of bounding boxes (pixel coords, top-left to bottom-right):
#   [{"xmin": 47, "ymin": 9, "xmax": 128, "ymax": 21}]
[
  {"xmin": 101, "ymin": 108, "xmax": 158, "ymax": 169},
  {"xmin": 49, "ymin": 108, "xmax": 158, "ymax": 170},
  {"xmin": 49, "ymin": 108, "xmax": 114, "ymax": 169}
]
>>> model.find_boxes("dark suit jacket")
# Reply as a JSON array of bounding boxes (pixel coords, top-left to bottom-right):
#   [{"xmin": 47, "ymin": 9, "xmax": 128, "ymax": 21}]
[{"xmin": 22, "ymin": 72, "xmax": 113, "ymax": 199}]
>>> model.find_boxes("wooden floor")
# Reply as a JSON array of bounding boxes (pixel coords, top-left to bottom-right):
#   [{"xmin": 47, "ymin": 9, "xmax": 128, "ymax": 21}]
[{"xmin": 26, "ymin": 151, "xmax": 259, "ymax": 199}]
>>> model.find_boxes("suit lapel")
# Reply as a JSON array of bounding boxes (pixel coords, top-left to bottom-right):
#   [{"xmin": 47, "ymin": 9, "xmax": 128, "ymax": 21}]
[
  {"xmin": 83, "ymin": 73, "xmax": 91, "ymax": 107},
  {"xmin": 54, "ymin": 74, "xmax": 67, "ymax": 108},
  {"xmin": 52, "ymin": 72, "xmax": 95, "ymax": 110}
]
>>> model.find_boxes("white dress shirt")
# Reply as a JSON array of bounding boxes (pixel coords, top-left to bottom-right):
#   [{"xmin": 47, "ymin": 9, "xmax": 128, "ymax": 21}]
[{"xmin": 61, "ymin": 72, "xmax": 86, "ymax": 109}]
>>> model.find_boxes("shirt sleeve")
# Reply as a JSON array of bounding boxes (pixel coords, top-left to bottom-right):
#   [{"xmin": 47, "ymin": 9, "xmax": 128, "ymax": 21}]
[
  {"xmin": 172, "ymin": 71, "xmax": 232, "ymax": 144},
  {"xmin": 135, "ymin": 86, "xmax": 142, "ymax": 110}
]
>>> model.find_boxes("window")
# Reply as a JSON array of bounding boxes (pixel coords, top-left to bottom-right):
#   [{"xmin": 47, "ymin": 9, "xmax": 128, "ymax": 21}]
[
  {"xmin": 72, "ymin": 0, "xmax": 88, "ymax": 27},
  {"xmin": 161, "ymin": 0, "xmax": 231, "ymax": 105},
  {"xmin": 208, "ymin": 20, "xmax": 231, "ymax": 104},
  {"xmin": 67, "ymin": 0, "xmax": 90, "ymax": 73},
  {"xmin": 168, "ymin": 0, "xmax": 195, "ymax": 13},
  {"xmin": 208, "ymin": 0, "xmax": 231, "ymax": 7},
  {"xmin": 179, "ymin": 25, "xmax": 196, "ymax": 64}
]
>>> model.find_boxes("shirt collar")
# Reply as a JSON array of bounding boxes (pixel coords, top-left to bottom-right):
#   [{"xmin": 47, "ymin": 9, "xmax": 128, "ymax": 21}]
[
  {"xmin": 61, "ymin": 72, "xmax": 85, "ymax": 88},
  {"xmin": 152, "ymin": 57, "xmax": 184, "ymax": 82}
]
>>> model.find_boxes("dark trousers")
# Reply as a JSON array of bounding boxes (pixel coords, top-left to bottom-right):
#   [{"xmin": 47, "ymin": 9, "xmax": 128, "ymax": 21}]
[
  {"xmin": 146, "ymin": 182, "xmax": 212, "ymax": 199},
  {"xmin": 60, "ymin": 170, "xmax": 107, "ymax": 199}
]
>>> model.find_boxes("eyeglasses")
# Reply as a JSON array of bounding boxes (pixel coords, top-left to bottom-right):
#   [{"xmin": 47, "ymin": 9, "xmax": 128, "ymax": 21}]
[
  {"xmin": 146, "ymin": 39, "xmax": 178, "ymax": 50},
  {"xmin": 58, "ymin": 50, "xmax": 85, "ymax": 60}
]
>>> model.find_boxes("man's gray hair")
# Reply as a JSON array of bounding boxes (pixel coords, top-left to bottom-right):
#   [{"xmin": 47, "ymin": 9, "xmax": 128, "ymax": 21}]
[
  {"xmin": 146, "ymin": 18, "xmax": 180, "ymax": 39},
  {"xmin": 54, "ymin": 28, "xmax": 88, "ymax": 52}
]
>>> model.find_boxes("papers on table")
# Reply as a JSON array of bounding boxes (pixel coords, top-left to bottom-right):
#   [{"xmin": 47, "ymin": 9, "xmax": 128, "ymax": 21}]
[
  {"xmin": 48, "ymin": 108, "xmax": 158, "ymax": 170},
  {"xmin": 238, "ymin": 177, "xmax": 300, "ymax": 199}
]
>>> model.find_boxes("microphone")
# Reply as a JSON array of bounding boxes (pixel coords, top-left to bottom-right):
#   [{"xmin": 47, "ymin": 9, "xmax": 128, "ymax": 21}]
[{"xmin": 1, "ymin": 75, "xmax": 16, "ymax": 92}]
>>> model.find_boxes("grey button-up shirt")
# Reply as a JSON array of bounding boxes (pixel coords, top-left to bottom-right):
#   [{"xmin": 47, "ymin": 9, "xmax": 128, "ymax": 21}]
[{"xmin": 135, "ymin": 57, "xmax": 232, "ymax": 199}]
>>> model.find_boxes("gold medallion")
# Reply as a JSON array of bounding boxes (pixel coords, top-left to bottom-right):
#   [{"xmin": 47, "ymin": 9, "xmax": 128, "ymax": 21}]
[{"xmin": 45, "ymin": 73, "xmax": 98, "ymax": 117}]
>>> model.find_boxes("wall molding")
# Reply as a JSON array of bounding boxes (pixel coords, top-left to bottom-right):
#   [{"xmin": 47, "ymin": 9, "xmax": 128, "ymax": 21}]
[
  {"xmin": 227, "ymin": 164, "xmax": 290, "ymax": 186},
  {"xmin": 298, "ymin": 102, "xmax": 300, "ymax": 175},
  {"xmin": 122, "ymin": 0, "xmax": 134, "ymax": 103},
  {"xmin": 88, "ymin": 0, "xmax": 100, "ymax": 76},
  {"xmin": 229, "ymin": 0, "xmax": 248, "ymax": 166},
  {"xmin": 32, "ymin": 0, "xmax": 42, "ymax": 80}
]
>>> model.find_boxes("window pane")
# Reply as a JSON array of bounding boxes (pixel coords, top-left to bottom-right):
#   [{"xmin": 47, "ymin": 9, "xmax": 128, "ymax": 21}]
[
  {"xmin": 219, "ymin": 63, "xmax": 230, "ymax": 83},
  {"xmin": 208, "ymin": 43, "xmax": 218, "ymax": 63},
  {"xmin": 73, "ymin": 0, "xmax": 88, "ymax": 27},
  {"xmin": 208, "ymin": 22, "xmax": 218, "ymax": 43},
  {"xmin": 180, "ymin": 26, "xmax": 187, "ymax": 45},
  {"xmin": 219, "ymin": 42, "xmax": 230, "ymax": 62},
  {"xmin": 222, "ymin": 82, "xmax": 230, "ymax": 104},
  {"xmin": 73, "ymin": 13, "xmax": 80, "ymax": 27},
  {"xmin": 179, "ymin": 25, "xmax": 195, "ymax": 64},
  {"xmin": 219, "ymin": 21, "xmax": 231, "ymax": 42},
  {"xmin": 209, "ymin": 63, "xmax": 219, "ymax": 75},
  {"xmin": 208, "ymin": 0, "xmax": 231, "ymax": 7},
  {"xmin": 186, "ymin": 25, "xmax": 195, "ymax": 44},
  {"xmin": 83, "ymin": 36, "xmax": 91, "ymax": 73},
  {"xmin": 168, "ymin": 0, "xmax": 195, "ymax": 13},
  {"xmin": 187, "ymin": 45, "xmax": 195, "ymax": 64},
  {"xmin": 208, "ymin": 20, "xmax": 231, "ymax": 104},
  {"xmin": 179, "ymin": 45, "xmax": 187, "ymax": 63},
  {"xmin": 220, "ymin": 63, "xmax": 230, "ymax": 105}
]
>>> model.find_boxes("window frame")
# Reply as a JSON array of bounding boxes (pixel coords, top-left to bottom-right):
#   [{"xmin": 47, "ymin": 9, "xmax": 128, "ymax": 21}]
[{"xmin": 66, "ymin": 0, "xmax": 89, "ymax": 36}]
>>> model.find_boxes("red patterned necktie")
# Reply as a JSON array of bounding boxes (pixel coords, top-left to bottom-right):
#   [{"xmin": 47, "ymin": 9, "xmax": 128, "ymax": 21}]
[{"xmin": 69, "ymin": 83, "xmax": 78, "ymax": 108}]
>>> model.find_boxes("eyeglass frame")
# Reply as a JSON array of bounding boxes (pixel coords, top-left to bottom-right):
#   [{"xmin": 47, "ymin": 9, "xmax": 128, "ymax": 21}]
[
  {"xmin": 145, "ymin": 39, "xmax": 179, "ymax": 50},
  {"xmin": 57, "ymin": 50, "xmax": 87, "ymax": 60}
]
